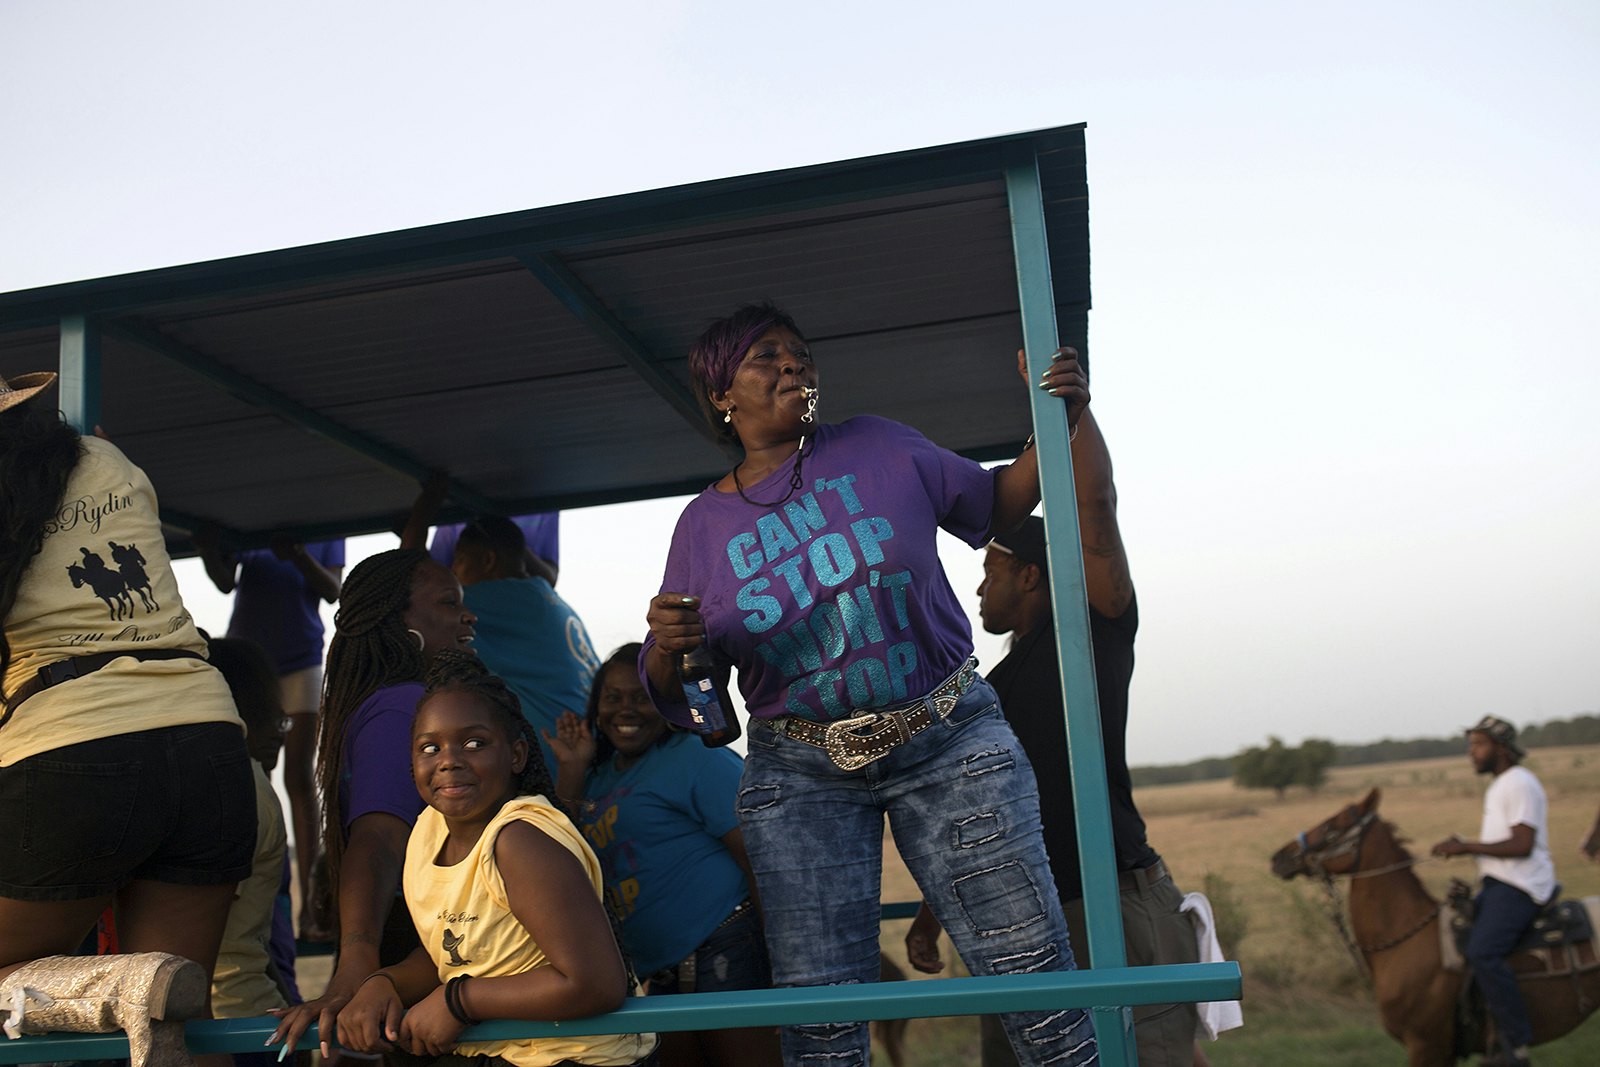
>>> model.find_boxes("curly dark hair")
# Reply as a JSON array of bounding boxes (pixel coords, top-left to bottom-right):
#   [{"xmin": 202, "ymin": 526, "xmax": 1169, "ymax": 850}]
[
  {"xmin": 584, "ymin": 642, "xmax": 675, "ymax": 770},
  {"xmin": 0, "ymin": 399, "xmax": 82, "ymax": 704},
  {"xmin": 315, "ymin": 548, "xmax": 433, "ymax": 902}
]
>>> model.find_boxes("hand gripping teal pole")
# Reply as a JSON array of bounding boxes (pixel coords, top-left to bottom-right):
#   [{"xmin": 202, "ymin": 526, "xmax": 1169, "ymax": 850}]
[
  {"xmin": 1004, "ymin": 142, "xmax": 1136, "ymax": 1066},
  {"xmin": 58, "ymin": 314, "xmax": 102, "ymax": 433}
]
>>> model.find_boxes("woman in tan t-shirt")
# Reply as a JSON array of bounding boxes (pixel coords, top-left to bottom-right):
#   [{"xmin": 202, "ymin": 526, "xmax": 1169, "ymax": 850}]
[{"xmin": 0, "ymin": 370, "xmax": 254, "ymax": 1064}]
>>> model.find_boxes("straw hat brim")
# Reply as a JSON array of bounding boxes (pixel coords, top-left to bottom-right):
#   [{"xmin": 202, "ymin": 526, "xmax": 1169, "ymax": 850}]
[{"xmin": 0, "ymin": 371, "xmax": 59, "ymax": 413}]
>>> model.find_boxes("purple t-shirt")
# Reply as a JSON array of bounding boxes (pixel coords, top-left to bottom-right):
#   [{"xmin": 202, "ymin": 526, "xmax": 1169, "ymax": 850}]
[
  {"xmin": 226, "ymin": 540, "xmax": 346, "ymax": 674},
  {"xmin": 427, "ymin": 513, "xmax": 560, "ymax": 567},
  {"xmin": 340, "ymin": 682, "xmax": 426, "ymax": 834},
  {"xmin": 644, "ymin": 416, "xmax": 994, "ymax": 724}
]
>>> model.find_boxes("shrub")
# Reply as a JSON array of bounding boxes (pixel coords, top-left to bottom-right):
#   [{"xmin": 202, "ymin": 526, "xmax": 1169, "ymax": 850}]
[{"xmin": 1203, "ymin": 871, "xmax": 1249, "ymax": 958}]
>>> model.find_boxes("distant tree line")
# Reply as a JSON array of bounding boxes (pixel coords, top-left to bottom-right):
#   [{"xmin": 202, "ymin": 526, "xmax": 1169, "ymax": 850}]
[
  {"xmin": 1130, "ymin": 712, "xmax": 1600, "ymax": 789},
  {"xmin": 1231, "ymin": 736, "xmax": 1336, "ymax": 798}
]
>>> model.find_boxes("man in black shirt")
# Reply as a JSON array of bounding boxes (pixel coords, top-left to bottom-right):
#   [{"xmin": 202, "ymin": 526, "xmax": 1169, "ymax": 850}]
[{"xmin": 906, "ymin": 409, "xmax": 1204, "ymax": 1067}]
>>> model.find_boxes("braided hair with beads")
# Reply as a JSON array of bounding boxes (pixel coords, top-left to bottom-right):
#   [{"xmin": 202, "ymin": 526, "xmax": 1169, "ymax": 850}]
[
  {"xmin": 315, "ymin": 548, "xmax": 432, "ymax": 902},
  {"xmin": 420, "ymin": 649, "xmax": 643, "ymax": 990}
]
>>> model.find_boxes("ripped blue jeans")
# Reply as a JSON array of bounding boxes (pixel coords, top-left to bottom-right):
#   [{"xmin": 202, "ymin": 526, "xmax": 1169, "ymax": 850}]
[{"xmin": 738, "ymin": 677, "xmax": 1097, "ymax": 1067}]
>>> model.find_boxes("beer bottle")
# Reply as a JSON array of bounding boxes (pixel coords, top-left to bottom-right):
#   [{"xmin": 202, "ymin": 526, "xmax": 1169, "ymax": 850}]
[{"xmin": 678, "ymin": 643, "xmax": 740, "ymax": 747}]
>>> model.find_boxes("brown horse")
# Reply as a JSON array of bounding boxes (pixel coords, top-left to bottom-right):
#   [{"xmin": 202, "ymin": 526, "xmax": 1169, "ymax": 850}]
[{"xmin": 1270, "ymin": 788, "xmax": 1599, "ymax": 1066}]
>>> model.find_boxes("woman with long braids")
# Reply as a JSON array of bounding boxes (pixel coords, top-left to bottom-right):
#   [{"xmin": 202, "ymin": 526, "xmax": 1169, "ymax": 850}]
[
  {"xmin": 291, "ymin": 650, "xmax": 656, "ymax": 1066},
  {"xmin": 642, "ymin": 305, "xmax": 1099, "ymax": 1067},
  {"xmin": 0, "ymin": 370, "xmax": 254, "ymax": 1066},
  {"xmin": 269, "ymin": 548, "xmax": 477, "ymax": 1056}
]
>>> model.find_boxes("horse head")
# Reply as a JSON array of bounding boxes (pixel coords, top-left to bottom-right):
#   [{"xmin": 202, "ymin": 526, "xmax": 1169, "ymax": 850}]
[
  {"xmin": 66, "ymin": 562, "xmax": 86, "ymax": 587},
  {"xmin": 1270, "ymin": 787, "xmax": 1381, "ymax": 880}
]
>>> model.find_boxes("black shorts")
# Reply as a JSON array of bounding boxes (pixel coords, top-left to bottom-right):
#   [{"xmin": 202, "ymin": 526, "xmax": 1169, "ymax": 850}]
[{"xmin": 0, "ymin": 721, "xmax": 256, "ymax": 901}]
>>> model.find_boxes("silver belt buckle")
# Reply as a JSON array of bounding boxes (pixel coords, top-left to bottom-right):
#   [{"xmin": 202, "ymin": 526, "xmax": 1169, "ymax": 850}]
[{"xmin": 823, "ymin": 712, "xmax": 895, "ymax": 771}]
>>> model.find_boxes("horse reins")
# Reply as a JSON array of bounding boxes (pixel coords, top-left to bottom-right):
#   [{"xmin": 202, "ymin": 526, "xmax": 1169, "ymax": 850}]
[{"xmin": 1295, "ymin": 810, "xmax": 1441, "ymax": 976}]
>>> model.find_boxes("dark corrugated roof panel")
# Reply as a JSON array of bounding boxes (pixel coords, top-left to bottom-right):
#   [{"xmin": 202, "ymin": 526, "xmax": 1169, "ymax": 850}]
[{"xmin": 0, "ymin": 124, "xmax": 1089, "ymax": 549}]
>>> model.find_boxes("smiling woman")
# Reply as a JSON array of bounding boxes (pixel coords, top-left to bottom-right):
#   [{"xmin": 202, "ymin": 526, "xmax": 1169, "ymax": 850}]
[
  {"xmin": 269, "ymin": 549, "xmax": 481, "ymax": 1058},
  {"xmin": 546, "ymin": 643, "xmax": 780, "ymax": 1067},
  {"xmin": 405, "ymin": 560, "xmax": 481, "ymax": 656}
]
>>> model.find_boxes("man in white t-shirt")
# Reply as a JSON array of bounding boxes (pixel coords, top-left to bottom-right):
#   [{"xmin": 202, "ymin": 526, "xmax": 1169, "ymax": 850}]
[{"xmin": 1432, "ymin": 715, "xmax": 1554, "ymax": 1067}]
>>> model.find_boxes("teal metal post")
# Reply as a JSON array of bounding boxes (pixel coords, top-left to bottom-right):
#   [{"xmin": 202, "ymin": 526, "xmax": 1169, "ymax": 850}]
[
  {"xmin": 1005, "ymin": 144, "xmax": 1136, "ymax": 1066},
  {"xmin": 58, "ymin": 314, "xmax": 101, "ymax": 432}
]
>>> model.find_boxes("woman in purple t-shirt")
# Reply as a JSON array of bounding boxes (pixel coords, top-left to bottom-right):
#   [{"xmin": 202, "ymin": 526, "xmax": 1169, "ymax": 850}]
[
  {"xmin": 642, "ymin": 304, "xmax": 1098, "ymax": 1067},
  {"xmin": 268, "ymin": 548, "xmax": 478, "ymax": 1057}
]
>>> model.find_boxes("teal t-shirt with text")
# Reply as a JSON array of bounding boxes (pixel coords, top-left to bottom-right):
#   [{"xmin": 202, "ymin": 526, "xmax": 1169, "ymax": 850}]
[{"xmin": 579, "ymin": 733, "xmax": 748, "ymax": 975}]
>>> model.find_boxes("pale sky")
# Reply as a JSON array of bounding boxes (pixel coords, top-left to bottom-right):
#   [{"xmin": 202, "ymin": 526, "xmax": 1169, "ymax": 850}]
[{"xmin": 3, "ymin": 1, "xmax": 1597, "ymax": 767}]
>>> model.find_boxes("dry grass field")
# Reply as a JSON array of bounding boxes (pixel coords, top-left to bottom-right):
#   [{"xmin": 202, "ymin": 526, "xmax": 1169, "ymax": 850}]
[
  {"xmin": 875, "ymin": 744, "xmax": 1600, "ymax": 1066},
  {"xmin": 295, "ymin": 746, "xmax": 1600, "ymax": 1065}
]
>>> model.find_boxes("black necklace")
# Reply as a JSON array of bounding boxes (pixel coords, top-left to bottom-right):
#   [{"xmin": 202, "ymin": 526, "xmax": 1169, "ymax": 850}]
[
  {"xmin": 732, "ymin": 387, "xmax": 819, "ymax": 508},
  {"xmin": 733, "ymin": 435, "xmax": 814, "ymax": 508}
]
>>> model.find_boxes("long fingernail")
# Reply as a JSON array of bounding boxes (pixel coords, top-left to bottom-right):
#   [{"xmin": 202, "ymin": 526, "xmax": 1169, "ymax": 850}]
[
  {"xmin": 277, "ymin": 1042, "xmax": 291, "ymax": 1062},
  {"xmin": 1037, "ymin": 380, "xmax": 1053, "ymax": 390},
  {"xmin": 680, "ymin": 596, "xmax": 695, "ymax": 604}
]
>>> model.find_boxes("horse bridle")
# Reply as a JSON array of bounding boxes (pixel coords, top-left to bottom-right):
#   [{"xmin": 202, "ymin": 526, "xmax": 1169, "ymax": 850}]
[
  {"xmin": 1294, "ymin": 808, "xmax": 1440, "ymax": 974},
  {"xmin": 1295, "ymin": 808, "xmax": 1379, "ymax": 879}
]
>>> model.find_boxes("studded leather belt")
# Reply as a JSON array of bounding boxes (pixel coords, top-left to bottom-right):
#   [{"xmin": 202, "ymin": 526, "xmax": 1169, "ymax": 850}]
[{"xmin": 758, "ymin": 657, "xmax": 979, "ymax": 771}]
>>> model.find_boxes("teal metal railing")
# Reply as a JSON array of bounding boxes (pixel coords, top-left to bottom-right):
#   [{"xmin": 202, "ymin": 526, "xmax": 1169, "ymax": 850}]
[{"xmin": 0, "ymin": 960, "xmax": 1241, "ymax": 1063}]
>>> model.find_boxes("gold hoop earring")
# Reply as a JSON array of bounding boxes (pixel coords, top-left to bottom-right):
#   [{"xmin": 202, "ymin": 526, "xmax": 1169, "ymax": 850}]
[{"xmin": 407, "ymin": 628, "xmax": 425, "ymax": 652}]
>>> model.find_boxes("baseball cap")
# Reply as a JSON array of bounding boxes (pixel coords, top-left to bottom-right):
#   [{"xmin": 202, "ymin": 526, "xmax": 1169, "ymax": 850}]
[
  {"xmin": 987, "ymin": 515, "xmax": 1048, "ymax": 576},
  {"xmin": 1465, "ymin": 714, "xmax": 1525, "ymax": 759}
]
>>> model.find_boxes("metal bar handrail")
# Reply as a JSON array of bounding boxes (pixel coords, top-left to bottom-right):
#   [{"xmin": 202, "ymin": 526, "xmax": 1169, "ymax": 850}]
[{"xmin": 0, "ymin": 962, "xmax": 1241, "ymax": 1063}]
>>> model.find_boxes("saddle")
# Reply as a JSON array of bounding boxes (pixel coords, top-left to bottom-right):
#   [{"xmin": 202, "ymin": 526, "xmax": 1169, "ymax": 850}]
[
  {"xmin": 1440, "ymin": 882, "xmax": 1600, "ymax": 1058},
  {"xmin": 1441, "ymin": 881, "xmax": 1600, "ymax": 972}
]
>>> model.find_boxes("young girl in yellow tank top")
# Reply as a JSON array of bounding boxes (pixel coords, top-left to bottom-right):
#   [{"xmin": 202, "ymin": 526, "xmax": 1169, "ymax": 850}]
[{"xmin": 299, "ymin": 651, "xmax": 656, "ymax": 1067}]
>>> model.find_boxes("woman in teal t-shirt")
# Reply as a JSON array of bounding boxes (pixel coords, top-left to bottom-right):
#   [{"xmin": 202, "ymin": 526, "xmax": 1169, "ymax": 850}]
[{"xmin": 549, "ymin": 643, "xmax": 778, "ymax": 1067}]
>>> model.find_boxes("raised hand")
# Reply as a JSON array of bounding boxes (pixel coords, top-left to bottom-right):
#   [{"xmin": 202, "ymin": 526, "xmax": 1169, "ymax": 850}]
[
  {"xmin": 545, "ymin": 710, "xmax": 597, "ymax": 770},
  {"xmin": 1018, "ymin": 346, "xmax": 1090, "ymax": 429}
]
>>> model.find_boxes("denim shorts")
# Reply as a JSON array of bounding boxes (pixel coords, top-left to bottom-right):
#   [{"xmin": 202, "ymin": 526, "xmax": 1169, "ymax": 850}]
[
  {"xmin": 648, "ymin": 900, "xmax": 772, "ymax": 995},
  {"xmin": 0, "ymin": 721, "xmax": 256, "ymax": 901}
]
